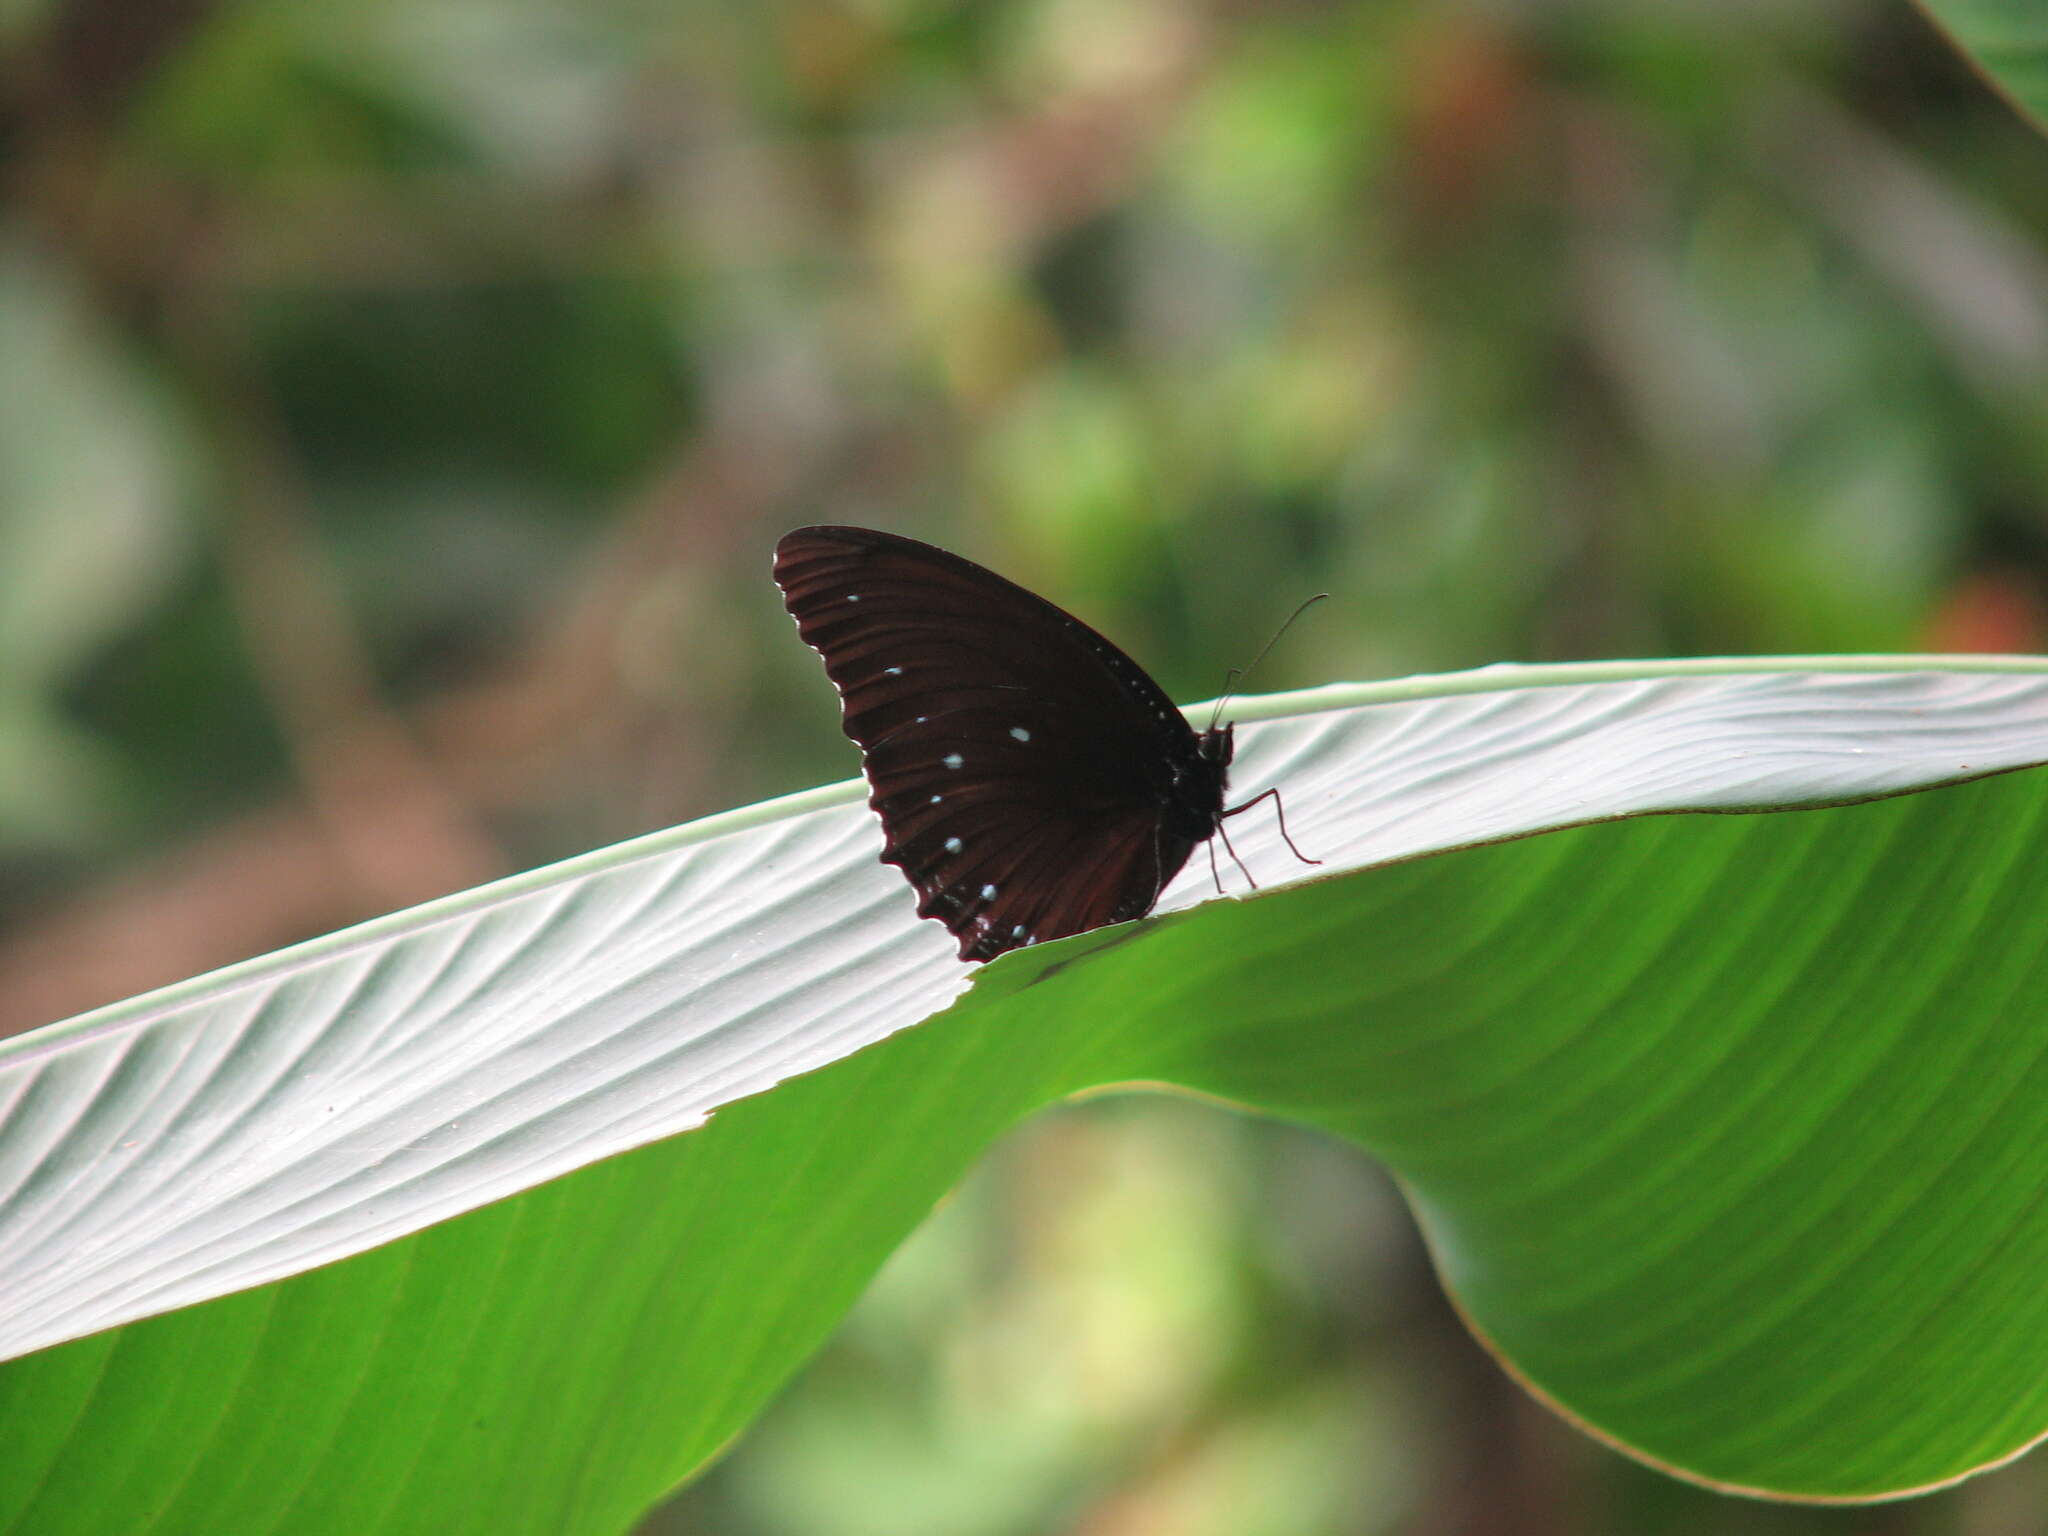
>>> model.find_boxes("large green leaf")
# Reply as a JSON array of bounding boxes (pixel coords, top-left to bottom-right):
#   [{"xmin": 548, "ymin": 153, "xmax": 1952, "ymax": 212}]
[{"xmin": 4, "ymin": 659, "xmax": 2048, "ymax": 1533}]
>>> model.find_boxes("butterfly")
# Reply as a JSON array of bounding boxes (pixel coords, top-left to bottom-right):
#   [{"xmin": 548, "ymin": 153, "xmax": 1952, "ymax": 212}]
[{"xmin": 773, "ymin": 525, "xmax": 1316, "ymax": 962}]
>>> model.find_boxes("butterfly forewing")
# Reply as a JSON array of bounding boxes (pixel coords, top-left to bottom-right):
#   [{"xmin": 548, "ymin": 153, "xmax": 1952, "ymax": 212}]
[{"xmin": 774, "ymin": 525, "xmax": 1229, "ymax": 961}]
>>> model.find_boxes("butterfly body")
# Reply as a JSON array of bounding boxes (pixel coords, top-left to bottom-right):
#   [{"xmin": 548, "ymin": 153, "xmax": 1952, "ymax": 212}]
[{"xmin": 773, "ymin": 525, "xmax": 1240, "ymax": 962}]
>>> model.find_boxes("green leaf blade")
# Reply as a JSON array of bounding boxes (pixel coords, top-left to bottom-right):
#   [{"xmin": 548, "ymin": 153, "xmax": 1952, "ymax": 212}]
[{"xmin": 10, "ymin": 660, "xmax": 2048, "ymax": 1531}]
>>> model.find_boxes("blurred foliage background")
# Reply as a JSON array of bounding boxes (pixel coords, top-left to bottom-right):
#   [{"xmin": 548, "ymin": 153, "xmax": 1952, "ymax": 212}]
[{"xmin": 3, "ymin": 0, "xmax": 2046, "ymax": 1529}]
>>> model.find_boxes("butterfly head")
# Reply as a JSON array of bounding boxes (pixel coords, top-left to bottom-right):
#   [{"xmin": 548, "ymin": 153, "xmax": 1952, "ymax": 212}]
[{"xmin": 1200, "ymin": 722, "xmax": 1235, "ymax": 771}]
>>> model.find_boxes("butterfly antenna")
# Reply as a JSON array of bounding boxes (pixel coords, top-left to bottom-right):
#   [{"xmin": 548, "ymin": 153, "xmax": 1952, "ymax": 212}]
[
  {"xmin": 1205, "ymin": 669, "xmax": 1244, "ymax": 732},
  {"xmin": 1206, "ymin": 592, "xmax": 1330, "ymax": 730}
]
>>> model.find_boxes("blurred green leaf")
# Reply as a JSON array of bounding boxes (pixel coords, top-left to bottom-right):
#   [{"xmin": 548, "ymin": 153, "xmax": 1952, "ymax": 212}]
[
  {"xmin": 1921, "ymin": 0, "xmax": 2048, "ymax": 135},
  {"xmin": 0, "ymin": 238, "xmax": 189, "ymax": 846},
  {"xmin": 0, "ymin": 239, "xmax": 188, "ymax": 695}
]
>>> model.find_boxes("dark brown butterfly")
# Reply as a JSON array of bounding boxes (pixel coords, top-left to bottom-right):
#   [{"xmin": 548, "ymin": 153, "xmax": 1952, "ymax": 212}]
[{"xmin": 774, "ymin": 526, "xmax": 1316, "ymax": 962}]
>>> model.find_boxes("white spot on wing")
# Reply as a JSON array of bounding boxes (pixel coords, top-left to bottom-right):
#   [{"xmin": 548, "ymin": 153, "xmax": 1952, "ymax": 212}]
[
  {"xmin": 942, "ymin": 753, "xmax": 964, "ymax": 769},
  {"xmin": 1010, "ymin": 727, "xmax": 1032, "ymax": 742},
  {"xmin": 846, "ymin": 593, "xmax": 860, "ymax": 602},
  {"xmin": 980, "ymin": 883, "xmax": 997, "ymax": 899},
  {"xmin": 944, "ymin": 837, "xmax": 962, "ymax": 853},
  {"xmin": 885, "ymin": 666, "xmax": 902, "ymax": 676},
  {"xmin": 930, "ymin": 794, "xmax": 942, "ymax": 804}
]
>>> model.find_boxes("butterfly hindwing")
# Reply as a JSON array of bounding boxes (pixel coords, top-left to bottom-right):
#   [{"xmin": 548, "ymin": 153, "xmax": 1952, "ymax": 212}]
[{"xmin": 774, "ymin": 525, "xmax": 1228, "ymax": 960}]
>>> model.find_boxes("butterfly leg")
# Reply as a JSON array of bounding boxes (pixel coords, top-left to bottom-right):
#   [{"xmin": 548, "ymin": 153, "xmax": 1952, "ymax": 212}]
[
  {"xmin": 1214, "ymin": 817, "xmax": 1258, "ymax": 891},
  {"xmin": 1221, "ymin": 786, "xmax": 1322, "ymax": 867}
]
